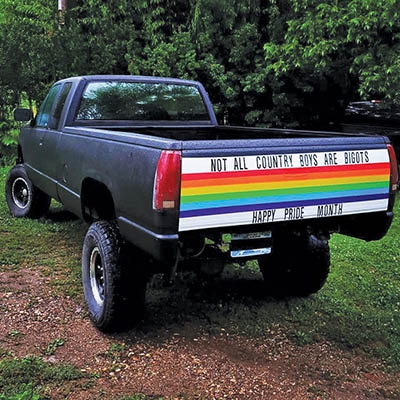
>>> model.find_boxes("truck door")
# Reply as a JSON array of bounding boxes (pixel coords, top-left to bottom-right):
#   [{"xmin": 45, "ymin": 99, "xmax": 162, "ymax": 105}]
[{"xmin": 26, "ymin": 82, "xmax": 72, "ymax": 200}]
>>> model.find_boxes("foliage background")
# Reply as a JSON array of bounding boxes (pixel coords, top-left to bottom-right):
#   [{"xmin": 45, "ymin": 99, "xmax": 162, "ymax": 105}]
[{"xmin": 0, "ymin": 0, "xmax": 399, "ymax": 160}]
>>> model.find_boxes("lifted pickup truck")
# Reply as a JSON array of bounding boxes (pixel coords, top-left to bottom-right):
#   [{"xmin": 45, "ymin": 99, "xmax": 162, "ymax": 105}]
[{"xmin": 6, "ymin": 75, "xmax": 398, "ymax": 332}]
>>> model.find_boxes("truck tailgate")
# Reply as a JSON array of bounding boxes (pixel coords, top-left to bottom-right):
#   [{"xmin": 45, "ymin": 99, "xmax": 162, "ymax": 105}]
[{"xmin": 178, "ymin": 142, "xmax": 391, "ymax": 232}]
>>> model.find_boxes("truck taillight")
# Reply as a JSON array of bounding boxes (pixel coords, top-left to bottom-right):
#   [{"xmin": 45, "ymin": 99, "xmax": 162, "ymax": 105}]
[
  {"xmin": 387, "ymin": 144, "xmax": 398, "ymax": 192},
  {"xmin": 153, "ymin": 150, "xmax": 181, "ymax": 211}
]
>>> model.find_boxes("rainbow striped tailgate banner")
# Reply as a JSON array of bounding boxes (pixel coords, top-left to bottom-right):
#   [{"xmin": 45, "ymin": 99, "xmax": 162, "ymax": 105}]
[{"xmin": 178, "ymin": 149, "xmax": 390, "ymax": 232}]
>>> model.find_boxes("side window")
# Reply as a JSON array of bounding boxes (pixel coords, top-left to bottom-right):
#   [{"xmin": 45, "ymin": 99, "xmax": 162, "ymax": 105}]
[
  {"xmin": 50, "ymin": 82, "xmax": 72, "ymax": 129},
  {"xmin": 36, "ymin": 84, "xmax": 62, "ymax": 128}
]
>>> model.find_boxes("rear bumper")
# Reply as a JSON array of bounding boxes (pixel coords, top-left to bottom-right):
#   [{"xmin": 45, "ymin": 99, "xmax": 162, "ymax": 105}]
[{"xmin": 119, "ymin": 209, "xmax": 394, "ymax": 267}]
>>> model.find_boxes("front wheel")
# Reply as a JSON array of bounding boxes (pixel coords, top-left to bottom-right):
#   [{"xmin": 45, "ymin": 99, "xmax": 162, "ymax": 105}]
[
  {"xmin": 5, "ymin": 164, "xmax": 51, "ymax": 218},
  {"xmin": 82, "ymin": 221, "xmax": 147, "ymax": 332},
  {"xmin": 259, "ymin": 232, "xmax": 330, "ymax": 297}
]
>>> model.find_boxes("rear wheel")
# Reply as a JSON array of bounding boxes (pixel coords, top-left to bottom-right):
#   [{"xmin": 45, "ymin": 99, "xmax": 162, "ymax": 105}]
[
  {"xmin": 5, "ymin": 164, "xmax": 51, "ymax": 218},
  {"xmin": 82, "ymin": 220, "xmax": 148, "ymax": 332},
  {"xmin": 259, "ymin": 232, "xmax": 330, "ymax": 297}
]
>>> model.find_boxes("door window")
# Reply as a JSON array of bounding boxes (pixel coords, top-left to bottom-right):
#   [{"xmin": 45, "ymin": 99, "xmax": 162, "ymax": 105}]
[
  {"xmin": 51, "ymin": 82, "xmax": 72, "ymax": 129},
  {"xmin": 36, "ymin": 82, "xmax": 72, "ymax": 129},
  {"xmin": 36, "ymin": 84, "xmax": 62, "ymax": 128}
]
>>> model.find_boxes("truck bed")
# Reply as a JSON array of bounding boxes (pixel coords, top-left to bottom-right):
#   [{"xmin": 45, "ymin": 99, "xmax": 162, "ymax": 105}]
[{"xmin": 98, "ymin": 124, "xmax": 362, "ymax": 141}]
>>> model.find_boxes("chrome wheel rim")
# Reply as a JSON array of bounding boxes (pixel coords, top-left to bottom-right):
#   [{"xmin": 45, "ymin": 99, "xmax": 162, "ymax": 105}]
[
  {"xmin": 89, "ymin": 247, "xmax": 104, "ymax": 306},
  {"xmin": 11, "ymin": 177, "xmax": 30, "ymax": 209}
]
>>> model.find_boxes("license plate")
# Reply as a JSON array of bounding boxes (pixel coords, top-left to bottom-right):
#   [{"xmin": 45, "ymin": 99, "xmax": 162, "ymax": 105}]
[{"xmin": 231, "ymin": 231, "xmax": 272, "ymax": 241}]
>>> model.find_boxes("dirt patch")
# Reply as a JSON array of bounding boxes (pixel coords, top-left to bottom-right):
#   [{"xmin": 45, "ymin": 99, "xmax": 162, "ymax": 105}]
[{"xmin": 0, "ymin": 267, "xmax": 399, "ymax": 399}]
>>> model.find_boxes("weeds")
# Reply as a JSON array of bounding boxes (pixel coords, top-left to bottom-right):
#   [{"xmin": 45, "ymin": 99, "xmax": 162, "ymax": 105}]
[
  {"xmin": 7, "ymin": 330, "xmax": 23, "ymax": 339},
  {"xmin": 0, "ymin": 355, "xmax": 87, "ymax": 399},
  {"xmin": 103, "ymin": 343, "xmax": 126, "ymax": 361},
  {"xmin": 42, "ymin": 339, "xmax": 65, "ymax": 356}
]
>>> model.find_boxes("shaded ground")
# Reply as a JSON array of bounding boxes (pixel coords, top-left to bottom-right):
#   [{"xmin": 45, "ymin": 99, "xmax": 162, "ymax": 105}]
[{"xmin": 1, "ymin": 265, "xmax": 400, "ymax": 400}]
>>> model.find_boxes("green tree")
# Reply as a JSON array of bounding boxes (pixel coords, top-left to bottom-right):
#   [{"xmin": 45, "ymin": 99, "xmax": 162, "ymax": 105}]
[
  {"xmin": 125, "ymin": 0, "xmax": 198, "ymax": 77},
  {"xmin": 188, "ymin": 0, "xmax": 271, "ymax": 124},
  {"xmin": 0, "ymin": 0, "xmax": 60, "ymax": 160},
  {"xmin": 0, "ymin": 0, "xmax": 59, "ymax": 101},
  {"xmin": 64, "ymin": 0, "xmax": 132, "ymax": 75},
  {"xmin": 264, "ymin": 0, "xmax": 400, "ymax": 126},
  {"xmin": 2, "ymin": 0, "xmax": 399, "ymax": 145}
]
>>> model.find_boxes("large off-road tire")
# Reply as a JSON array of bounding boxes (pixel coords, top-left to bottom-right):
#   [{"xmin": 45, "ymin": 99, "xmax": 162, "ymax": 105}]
[
  {"xmin": 259, "ymin": 232, "xmax": 330, "ymax": 297},
  {"xmin": 82, "ymin": 220, "xmax": 147, "ymax": 332},
  {"xmin": 5, "ymin": 164, "xmax": 51, "ymax": 218}
]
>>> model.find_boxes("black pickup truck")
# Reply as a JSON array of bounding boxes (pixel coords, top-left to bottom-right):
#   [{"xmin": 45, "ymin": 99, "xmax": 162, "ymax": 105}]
[{"xmin": 5, "ymin": 75, "xmax": 398, "ymax": 332}]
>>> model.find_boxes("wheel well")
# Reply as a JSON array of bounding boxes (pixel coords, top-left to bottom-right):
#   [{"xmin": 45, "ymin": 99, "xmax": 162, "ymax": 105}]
[{"xmin": 81, "ymin": 178, "xmax": 116, "ymax": 222}]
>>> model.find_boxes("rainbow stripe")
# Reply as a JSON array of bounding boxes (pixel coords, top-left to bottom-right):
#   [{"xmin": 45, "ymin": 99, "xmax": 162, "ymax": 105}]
[{"xmin": 178, "ymin": 150, "xmax": 390, "ymax": 231}]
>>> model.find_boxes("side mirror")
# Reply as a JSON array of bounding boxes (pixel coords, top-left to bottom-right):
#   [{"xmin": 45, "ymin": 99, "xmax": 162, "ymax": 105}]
[{"xmin": 14, "ymin": 108, "xmax": 33, "ymax": 122}]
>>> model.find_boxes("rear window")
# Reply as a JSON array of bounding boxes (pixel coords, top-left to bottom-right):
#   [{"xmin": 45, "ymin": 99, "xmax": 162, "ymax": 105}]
[{"xmin": 75, "ymin": 81, "xmax": 210, "ymax": 122}]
